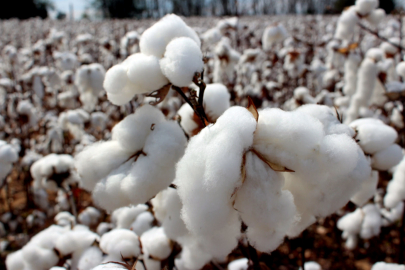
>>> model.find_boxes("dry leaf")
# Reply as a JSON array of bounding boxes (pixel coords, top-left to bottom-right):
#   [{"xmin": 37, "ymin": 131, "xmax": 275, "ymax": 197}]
[
  {"xmin": 247, "ymin": 97, "xmax": 259, "ymax": 122},
  {"xmin": 146, "ymin": 84, "xmax": 172, "ymax": 105}
]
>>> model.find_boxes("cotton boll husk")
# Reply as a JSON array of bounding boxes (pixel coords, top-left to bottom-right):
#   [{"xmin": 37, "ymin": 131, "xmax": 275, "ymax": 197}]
[
  {"xmin": 372, "ymin": 144, "xmax": 403, "ymax": 171},
  {"xmin": 228, "ymin": 258, "xmax": 248, "ymax": 270},
  {"xmin": 141, "ymin": 227, "xmax": 172, "ymax": 260},
  {"xmin": 152, "ymin": 188, "xmax": 188, "ymax": 240},
  {"xmin": 233, "ymin": 152, "xmax": 296, "ymax": 253},
  {"xmin": 371, "ymin": 262, "xmax": 405, "ymax": 270},
  {"xmin": 100, "ymin": 229, "xmax": 141, "ymax": 260},
  {"xmin": 160, "ymin": 37, "xmax": 203, "ymax": 87},
  {"xmin": 111, "ymin": 104, "xmax": 165, "ymax": 153},
  {"xmin": 355, "ymin": 0, "xmax": 379, "ymax": 16},
  {"xmin": 126, "ymin": 53, "xmax": 169, "ymax": 93},
  {"xmin": 93, "ymin": 160, "xmax": 133, "ymax": 211},
  {"xmin": 350, "ymin": 119, "xmax": 397, "ymax": 154},
  {"xmin": 75, "ymin": 140, "xmax": 132, "ymax": 191},
  {"xmin": 130, "ymin": 211, "xmax": 154, "ymax": 236},
  {"xmin": 120, "ymin": 121, "xmax": 187, "ymax": 206},
  {"xmin": 140, "ymin": 14, "xmax": 200, "ymax": 58},
  {"xmin": 177, "ymin": 104, "xmax": 198, "ymax": 136},
  {"xmin": 175, "ymin": 106, "xmax": 257, "ymax": 258},
  {"xmin": 360, "ymin": 204, "xmax": 382, "ymax": 239},
  {"xmin": 111, "ymin": 204, "xmax": 148, "ymax": 229},
  {"xmin": 202, "ymin": 83, "xmax": 230, "ymax": 122},
  {"xmin": 77, "ymin": 246, "xmax": 103, "ymax": 270},
  {"xmin": 351, "ymin": 170, "xmax": 378, "ymax": 206}
]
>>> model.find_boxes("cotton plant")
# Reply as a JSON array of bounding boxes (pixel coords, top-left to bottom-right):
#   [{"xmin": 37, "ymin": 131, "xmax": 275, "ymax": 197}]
[
  {"xmin": 75, "ymin": 104, "xmax": 186, "ymax": 212},
  {"xmin": 120, "ymin": 31, "xmax": 140, "ymax": 58},
  {"xmin": 104, "ymin": 14, "xmax": 203, "ymax": 107},
  {"xmin": 262, "ymin": 23, "xmax": 289, "ymax": 51},
  {"xmin": 58, "ymin": 109, "xmax": 90, "ymax": 141},
  {"xmin": 212, "ymin": 37, "xmax": 240, "ymax": 84}
]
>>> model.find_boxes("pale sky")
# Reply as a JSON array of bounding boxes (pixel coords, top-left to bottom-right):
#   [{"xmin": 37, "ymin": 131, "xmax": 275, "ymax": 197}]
[{"xmin": 50, "ymin": 0, "xmax": 91, "ymax": 19}]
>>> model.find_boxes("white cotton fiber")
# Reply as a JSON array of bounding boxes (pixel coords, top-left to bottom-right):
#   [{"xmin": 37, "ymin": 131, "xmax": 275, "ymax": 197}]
[
  {"xmin": 355, "ymin": 0, "xmax": 379, "ymax": 16},
  {"xmin": 351, "ymin": 170, "xmax": 378, "ymax": 206},
  {"xmin": 337, "ymin": 208, "xmax": 364, "ymax": 250},
  {"xmin": 234, "ymin": 152, "xmax": 296, "ymax": 253},
  {"xmin": 228, "ymin": 258, "xmax": 248, "ymax": 270},
  {"xmin": 372, "ymin": 144, "xmax": 403, "ymax": 171},
  {"xmin": 300, "ymin": 262, "xmax": 322, "ymax": 270},
  {"xmin": 397, "ymin": 62, "xmax": 405, "ymax": 79},
  {"xmin": 175, "ymin": 106, "xmax": 257, "ymax": 258},
  {"xmin": 140, "ymin": 227, "xmax": 172, "ymax": 260},
  {"xmin": 103, "ymin": 64, "xmax": 129, "ymax": 95},
  {"xmin": 100, "ymin": 229, "xmax": 141, "ymax": 260},
  {"xmin": 360, "ymin": 204, "xmax": 382, "ymax": 239},
  {"xmin": 78, "ymin": 207, "xmax": 101, "ymax": 226},
  {"xmin": 202, "ymin": 83, "xmax": 231, "ymax": 122},
  {"xmin": 262, "ymin": 23, "xmax": 288, "ymax": 50},
  {"xmin": 371, "ymin": 262, "xmax": 405, "ymax": 270},
  {"xmin": 111, "ymin": 204, "xmax": 148, "ymax": 229},
  {"xmin": 126, "ymin": 53, "xmax": 169, "ymax": 92},
  {"xmin": 130, "ymin": 211, "xmax": 154, "ymax": 236},
  {"xmin": 77, "ymin": 246, "xmax": 103, "ymax": 270},
  {"xmin": 160, "ymin": 37, "xmax": 204, "ymax": 87},
  {"xmin": 177, "ymin": 103, "xmax": 199, "ymax": 136},
  {"xmin": 384, "ymin": 157, "xmax": 405, "ymax": 209},
  {"xmin": 140, "ymin": 14, "xmax": 200, "ymax": 58}
]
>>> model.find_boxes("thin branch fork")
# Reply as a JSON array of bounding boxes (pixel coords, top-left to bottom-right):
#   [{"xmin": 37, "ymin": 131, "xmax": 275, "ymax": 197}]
[{"xmin": 358, "ymin": 23, "xmax": 405, "ymax": 52}]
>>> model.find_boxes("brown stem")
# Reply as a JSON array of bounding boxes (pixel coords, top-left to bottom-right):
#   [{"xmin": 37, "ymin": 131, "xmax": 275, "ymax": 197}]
[
  {"xmin": 247, "ymin": 242, "xmax": 261, "ymax": 270},
  {"xmin": 358, "ymin": 23, "xmax": 405, "ymax": 52},
  {"xmin": 399, "ymin": 200, "xmax": 405, "ymax": 264}
]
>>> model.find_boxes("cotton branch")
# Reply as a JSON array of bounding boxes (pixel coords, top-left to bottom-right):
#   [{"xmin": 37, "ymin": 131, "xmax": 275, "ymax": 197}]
[{"xmin": 358, "ymin": 23, "xmax": 405, "ymax": 52}]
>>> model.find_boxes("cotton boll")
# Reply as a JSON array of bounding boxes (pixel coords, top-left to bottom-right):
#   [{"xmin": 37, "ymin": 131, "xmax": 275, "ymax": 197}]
[
  {"xmin": 97, "ymin": 222, "xmax": 113, "ymax": 236},
  {"xmin": 141, "ymin": 227, "xmax": 172, "ymax": 260},
  {"xmin": 111, "ymin": 204, "xmax": 148, "ymax": 229},
  {"xmin": 360, "ymin": 204, "xmax": 382, "ymax": 239},
  {"xmin": 77, "ymin": 246, "xmax": 103, "ymax": 270},
  {"xmin": 396, "ymin": 62, "xmax": 405, "ymax": 79},
  {"xmin": 177, "ymin": 103, "xmax": 199, "ymax": 136},
  {"xmin": 6, "ymin": 250, "xmax": 25, "ymax": 270},
  {"xmin": 100, "ymin": 229, "xmax": 141, "ymax": 260},
  {"xmin": 130, "ymin": 211, "xmax": 154, "ymax": 236},
  {"xmin": 300, "ymin": 262, "xmax": 322, "ymax": 270},
  {"xmin": 152, "ymin": 188, "xmax": 188, "ymax": 241},
  {"xmin": 160, "ymin": 37, "xmax": 204, "ymax": 87},
  {"xmin": 337, "ymin": 208, "xmax": 364, "ymax": 249},
  {"xmin": 111, "ymin": 104, "xmax": 165, "ymax": 153},
  {"xmin": 371, "ymin": 262, "xmax": 405, "ymax": 270},
  {"xmin": 75, "ymin": 140, "xmax": 132, "ymax": 191},
  {"xmin": 228, "ymin": 258, "xmax": 248, "ymax": 270},
  {"xmin": 262, "ymin": 23, "xmax": 288, "ymax": 51},
  {"xmin": 351, "ymin": 171, "xmax": 378, "ymax": 206},
  {"xmin": 372, "ymin": 144, "xmax": 403, "ymax": 171},
  {"xmin": 334, "ymin": 7, "xmax": 359, "ymax": 40},
  {"xmin": 140, "ymin": 14, "xmax": 200, "ymax": 58},
  {"xmin": 234, "ymin": 152, "xmax": 296, "ymax": 253},
  {"xmin": 176, "ymin": 106, "xmax": 257, "ymax": 258},
  {"xmin": 365, "ymin": 9, "xmax": 385, "ymax": 26},
  {"xmin": 355, "ymin": 0, "xmax": 379, "ymax": 16},
  {"xmin": 78, "ymin": 207, "xmax": 101, "ymax": 226},
  {"xmin": 202, "ymin": 83, "xmax": 230, "ymax": 122},
  {"xmin": 384, "ymin": 158, "xmax": 405, "ymax": 209},
  {"xmin": 103, "ymin": 64, "xmax": 130, "ymax": 95},
  {"xmin": 381, "ymin": 202, "xmax": 404, "ymax": 226},
  {"xmin": 126, "ymin": 53, "xmax": 169, "ymax": 92}
]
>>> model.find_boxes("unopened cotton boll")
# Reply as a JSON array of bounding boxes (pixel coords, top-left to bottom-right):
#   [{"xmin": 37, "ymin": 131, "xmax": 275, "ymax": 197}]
[
  {"xmin": 160, "ymin": 37, "xmax": 204, "ymax": 87},
  {"xmin": 139, "ymin": 14, "xmax": 200, "ymax": 58},
  {"xmin": 176, "ymin": 106, "xmax": 257, "ymax": 258}
]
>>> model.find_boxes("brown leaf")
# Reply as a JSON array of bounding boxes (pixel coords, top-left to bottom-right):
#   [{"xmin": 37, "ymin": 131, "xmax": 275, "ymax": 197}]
[
  {"xmin": 247, "ymin": 97, "xmax": 259, "ymax": 122},
  {"xmin": 349, "ymin": 43, "xmax": 359, "ymax": 50},
  {"xmin": 251, "ymin": 149, "xmax": 294, "ymax": 172},
  {"xmin": 146, "ymin": 84, "xmax": 172, "ymax": 105}
]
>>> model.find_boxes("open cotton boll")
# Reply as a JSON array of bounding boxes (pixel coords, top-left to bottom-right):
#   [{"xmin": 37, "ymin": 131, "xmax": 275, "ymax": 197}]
[
  {"xmin": 351, "ymin": 170, "xmax": 378, "ymax": 206},
  {"xmin": 397, "ymin": 62, "xmax": 405, "ymax": 79},
  {"xmin": 6, "ymin": 250, "xmax": 25, "ymax": 270},
  {"xmin": 372, "ymin": 144, "xmax": 403, "ymax": 171},
  {"xmin": 262, "ymin": 23, "xmax": 288, "ymax": 51},
  {"xmin": 160, "ymin": 37, "xmax": 204, "ymax": 87},
  {"xmin": 100, "ymin": 229, "xmax": 141, "ymax": 260},
  {"xmin": 365, "ymin": 9, "xmax": 385, "ymax": 26},
  {"xmin": 126, "ymin": 53, "xmax": 169, "ymax": 92},
  {"xmin": 234, "ymin": 152, "xmax": 296, "ymax": 253},
  {"xmin": 75, "ymin": 140, "xmax": 133, "ymax": 191},
  {"xmin": 360, "ymin": 204, "xmax": 382, "ymax": 239},
  {"xmin": 355, "ymin": 0, "xmax": 379, "ymax": 16},
  {"xmin": 130, "ymin": 211, "xmax": 154, "ymax": 236},
  {"xmin": 22, "ymin": 245, "xmax": 59, "ymax": 270},
  {"xmin": 55, "ymin": 211, "xmax": 76, "ymax": 227},
  {"xmin": 140, "ymin": 14, "xmax": 200, "ymax": 58},
  {"xmin": 371, "ymin": 262, "xmax": 405, "ymax": 270},
  {"xmin": 174, "ymin": 235, "xmax": 214, "ymax": 270},
  {"xmin": 141, "ymin": 227, "xmax": 172, "ymax": 260},
  {"xmin": 75, "ymin": 63, "xmax": 105, "ymax": 96},
  {"xmin": 78, "ymin": 207, "xmax": 101, "ymax": 226},
  {"xmin": 111, "ymin": 104, "xmax": 165, "ymax": 153},
  {"xmin": 77, "ymin": 246, "xmax": 103, "ymax": 270},
  {"xmin": 381, "ymin": 202, "xmax": 404, "ymax": 226},
  {"xmin": 111, "ymin": 204, "xmax": 148, "ymax": 229},
  {"xmin": 103, "ymin": 64, "xmax": 131, "ymax": 95},
  {"xmin": 177, "ymin": 104, "xmax": 199, "ymax": 136},
  {"xmin": 337, "ymin": 208, "xmax": 364, "ymax": 249},
  {"xmin": 343, "ymin": 52, "xmax": 362, "ymax": 97},
  {"xmin": 202, "ymin": 83, "xmax": 230, "ymax": 122},
  {"xmin": 176, "ymin": 106, "xmax": 257, "ymax": 258},
  {"xmin": 92, "ymin": 262, "xmax": 131, "ymax": 270},
  {"xmin": 299, "ymin": 262, "xmax": 322, "ymax": 270},
  {"xmin": 152, "ymin": 187, "xmax": 188, "ymax": 240},
  {"xmin": 334, "ymin": 7, "xmax": 359, "ymax": 40},
  {"xmin": 384, "ymin": 157, "xmax": 405, "ymax": 209},
  {"xmin": 350, "ymin": 119, "xmax": 398, "ymax": 154},
  {"xmin": 228, "ymin": 258, "xmax": 248, "ymax": 270}
]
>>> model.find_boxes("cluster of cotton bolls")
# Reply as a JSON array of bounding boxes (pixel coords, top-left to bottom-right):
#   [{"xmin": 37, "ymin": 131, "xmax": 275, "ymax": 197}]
[{"xmin": 3, "ymin": 8, "xmax": 405, "ymax": 270}]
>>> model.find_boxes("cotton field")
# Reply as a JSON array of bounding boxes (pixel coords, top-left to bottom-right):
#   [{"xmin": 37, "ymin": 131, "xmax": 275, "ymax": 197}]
[{"xmin": 1, "ymin": 2, "xmax": 405, "ymax": 270}]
